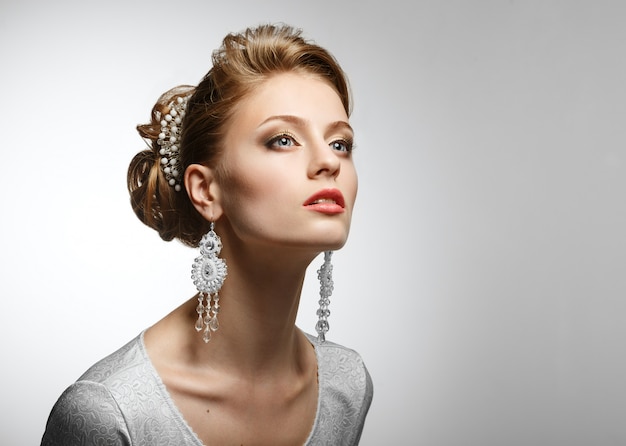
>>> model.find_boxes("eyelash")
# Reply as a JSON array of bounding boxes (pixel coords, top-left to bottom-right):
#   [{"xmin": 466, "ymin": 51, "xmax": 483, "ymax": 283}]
[
  {"xmin": 265, "ymin": 132, "xmax": 355, "ymax": 153},
  {"xmin": 265, "ymin": 131, "xmax": 299, "ymax": 149},
  {"xmin": 331, "ymin": 138, "xmax": 354, "ymax": 153}
]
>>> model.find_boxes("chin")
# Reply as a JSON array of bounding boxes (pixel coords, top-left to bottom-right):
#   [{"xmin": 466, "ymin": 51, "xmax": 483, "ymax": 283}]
[
  {"xmin": 316, "ymin": 232, "xmax": 350, "ymax": 252},
  {"xmin": 281, "ymin": 223, "xmax": 351, "ymax": 253}
]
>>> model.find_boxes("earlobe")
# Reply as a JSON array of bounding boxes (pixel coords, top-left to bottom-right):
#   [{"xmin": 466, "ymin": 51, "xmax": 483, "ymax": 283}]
[{"xmin": 184, "ymin": 164, "xmax": 223, "ymax": 221}]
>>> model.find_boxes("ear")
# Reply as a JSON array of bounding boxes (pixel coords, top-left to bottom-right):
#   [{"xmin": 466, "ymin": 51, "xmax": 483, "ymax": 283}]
[{"xmin": 184, "ymin": 164, "xmax": 223, "ymax": 222}]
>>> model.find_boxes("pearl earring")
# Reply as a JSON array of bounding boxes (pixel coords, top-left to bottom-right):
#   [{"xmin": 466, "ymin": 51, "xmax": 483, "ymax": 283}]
[{"xmin": 191, "ymin": 222, "xmax": 228, "ymax": 342}]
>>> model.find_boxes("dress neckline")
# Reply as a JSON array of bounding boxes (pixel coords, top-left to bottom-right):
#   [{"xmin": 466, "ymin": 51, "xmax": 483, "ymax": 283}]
[{"xmin": 136, "ymin": 329, "xmax": 322, "ymax": 446}]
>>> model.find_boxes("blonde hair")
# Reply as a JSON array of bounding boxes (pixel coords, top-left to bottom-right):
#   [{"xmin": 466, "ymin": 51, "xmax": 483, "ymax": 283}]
[{"xmin": 128, "ymin": 24, "xmax": 351, "ymax": 247}]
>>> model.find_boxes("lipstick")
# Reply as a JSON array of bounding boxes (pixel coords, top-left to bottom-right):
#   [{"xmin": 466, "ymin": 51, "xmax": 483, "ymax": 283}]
[{"xmin": 304, "ymin": 188, "xmax": 345, "ymax": 214}]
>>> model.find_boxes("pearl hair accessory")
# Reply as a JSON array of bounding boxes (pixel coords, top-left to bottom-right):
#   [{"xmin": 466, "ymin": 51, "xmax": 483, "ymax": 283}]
[{"xmin": 157, "ymin": 95, "xmax": 189, "ymax": 191}]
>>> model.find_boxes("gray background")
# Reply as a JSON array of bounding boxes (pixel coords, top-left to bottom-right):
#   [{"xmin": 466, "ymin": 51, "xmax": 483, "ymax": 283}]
[{"xmin": 1, "ymin": 1, "xmax": 625, "ymax": 445}]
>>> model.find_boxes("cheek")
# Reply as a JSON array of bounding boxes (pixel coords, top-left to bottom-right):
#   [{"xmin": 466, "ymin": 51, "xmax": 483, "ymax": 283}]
[
  {"xmin": 217, "ymin": 166, "xmax": 296, "ymax": 242},
  {"xmin": 219, "ymin": 162, "xmax": 281, "ymax": 213},
  {"xmin": 221, "ymin": 176, "xmax": 258, "ymax": 210},
  {"xmin": 344, "ymin": 165, "xmax": 359, "ymax": 209}
]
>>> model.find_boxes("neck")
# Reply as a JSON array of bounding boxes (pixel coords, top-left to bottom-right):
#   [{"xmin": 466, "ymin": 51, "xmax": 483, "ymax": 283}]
[{"xmin": 186, "ymin": 244, "xmax": 319, "ymax": 378}]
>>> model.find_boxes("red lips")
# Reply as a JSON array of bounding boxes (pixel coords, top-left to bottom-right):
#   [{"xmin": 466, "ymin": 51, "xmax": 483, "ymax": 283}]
[{"xmin": 304, "ymin": 188, "xmax": 345, "ymax": 214}]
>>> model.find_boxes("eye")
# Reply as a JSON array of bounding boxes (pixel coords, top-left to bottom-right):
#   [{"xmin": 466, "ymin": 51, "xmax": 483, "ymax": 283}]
[
  {"xmin": 330, "ymin": 139, "xmax": 353, "ymax": 153},
  {"xmin": 266, "ymin": 132, "xmax": 299, "ymax": 150}
]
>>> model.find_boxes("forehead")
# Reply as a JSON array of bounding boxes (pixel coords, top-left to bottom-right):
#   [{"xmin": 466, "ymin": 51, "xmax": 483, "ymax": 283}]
[{"xmin": 229, "ymin": 72, "xmax": 349, "ymax": 128}]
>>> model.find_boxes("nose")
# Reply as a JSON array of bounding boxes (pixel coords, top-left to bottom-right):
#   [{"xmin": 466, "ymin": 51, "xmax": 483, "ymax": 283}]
[{"xmin": 307, "ymin": 140, "xmax": 341, "ymax": 179}]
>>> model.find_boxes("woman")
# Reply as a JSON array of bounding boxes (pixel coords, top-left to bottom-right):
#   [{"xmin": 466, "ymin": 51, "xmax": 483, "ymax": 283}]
[{"xmin": 41, "ymin": 24, "xmax": 373, "ymax": 445}]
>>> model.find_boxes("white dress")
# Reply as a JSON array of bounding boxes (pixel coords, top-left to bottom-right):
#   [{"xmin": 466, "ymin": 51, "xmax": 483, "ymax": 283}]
[{"xmin": 41, "ymin": 331, "xmax": 373, "ymax": 445}]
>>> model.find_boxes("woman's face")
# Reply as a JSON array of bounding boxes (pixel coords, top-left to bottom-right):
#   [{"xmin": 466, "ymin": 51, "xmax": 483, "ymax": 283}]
[{"xmin": 216, "ymin": 72, "xmax": 358, "ymax": 254}]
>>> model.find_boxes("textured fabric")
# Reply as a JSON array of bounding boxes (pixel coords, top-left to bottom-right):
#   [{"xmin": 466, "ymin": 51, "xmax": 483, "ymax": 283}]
[{"xmin": 41, "ymin": 332, "xmax": 373, "ymax": 445}]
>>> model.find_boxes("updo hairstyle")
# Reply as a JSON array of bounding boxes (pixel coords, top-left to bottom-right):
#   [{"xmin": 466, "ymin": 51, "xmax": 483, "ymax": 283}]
[{"xmin": 128, "ymin": 24, "xmax": 351, "ymax": 247}]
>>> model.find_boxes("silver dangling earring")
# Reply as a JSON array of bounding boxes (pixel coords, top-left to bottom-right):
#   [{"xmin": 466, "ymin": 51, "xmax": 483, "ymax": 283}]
[
  {"xmin": 191, "ymin": 222, "xmax": 228, "ymax": 343},
  {"xmin": 315, "ymin": 251, "xmax": 334, "ymax": 343}
]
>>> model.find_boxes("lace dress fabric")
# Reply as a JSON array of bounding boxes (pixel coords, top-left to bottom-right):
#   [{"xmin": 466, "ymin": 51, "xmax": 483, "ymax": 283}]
[{"xmin": 41, "ymin": 332, "xmax": 373, "ymax": 445}]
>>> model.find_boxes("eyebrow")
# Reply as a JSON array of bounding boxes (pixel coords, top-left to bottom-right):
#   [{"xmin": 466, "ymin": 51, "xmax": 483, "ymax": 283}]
[{"xmin": 259, "ymin": 115, "xmax": 354, "ymax": 135}]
